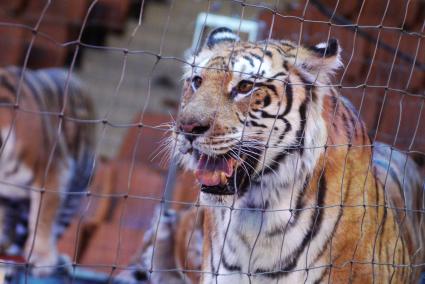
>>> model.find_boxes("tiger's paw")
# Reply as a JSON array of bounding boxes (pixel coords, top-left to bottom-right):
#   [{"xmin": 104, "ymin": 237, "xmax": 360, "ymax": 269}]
[{"xmin": 25, "ymin": 246, "xmax": 59, "ymax": 277}]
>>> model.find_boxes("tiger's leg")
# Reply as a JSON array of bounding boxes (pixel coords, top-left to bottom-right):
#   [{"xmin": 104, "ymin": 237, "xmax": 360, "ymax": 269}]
[{"xmin": 25, "ymin": 175, "xmax": 62, "ymax": 276}]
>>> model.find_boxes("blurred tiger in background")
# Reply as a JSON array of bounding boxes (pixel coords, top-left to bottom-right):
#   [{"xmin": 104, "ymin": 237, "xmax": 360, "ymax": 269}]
[
  {"xmin": 0, "ymin": 67, "xmax": 96, "ymax": 276},
  {"xmin": 122, "ymin": 28, "xmax": 425, "ymax": 283}
]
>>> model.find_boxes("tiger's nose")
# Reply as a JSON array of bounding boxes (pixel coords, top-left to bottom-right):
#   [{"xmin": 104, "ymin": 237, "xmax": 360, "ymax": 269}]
[{"xmin": 179, "ymin": 121, "xmax": 210, "ymax": 142}]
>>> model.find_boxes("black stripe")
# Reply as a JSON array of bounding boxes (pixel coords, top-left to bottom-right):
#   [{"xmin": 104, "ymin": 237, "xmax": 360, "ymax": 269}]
[
  {"xmin": 263, "ymin": 50, "xmax": 273, "ymax": 58},
  {"xmin": 283, "ymin": 80, "xmax": 293, "ymax": 116},
  {"xmin": 263, "ymin": 95, "xmax": 271, "ymax": 107},
  {"xmin": 308, "ymin": 39, "xmax": 338, "ymax": 57},
  {"xmin": 296, "ymin": 98, "xmax": 308, "ymax": 156},
  {"xmin": 255, "ymin": 175, "xmax": 327, "ymax": 279},
  {"xmin": 260, "ymin": 110, "xmax": 278, "ymax": 119},
  {"xmin": 243, "ymin": 55, "xmax": 254, "ymax": 67},
  {"xmin": 207, "ymin": 33, "xmax": 238, "ymax": 48},
  {"xmin": 254, "ymin": 82, "xmax": 278, "ymax": 96},
  {"xmin": 378, "ymin": 197, "xmax": 388, "ymax": 263},
  {"xmin": 374, "ymin": 168, "xmax": 381, "ymax": 207},
  {"xmin": 236, "ymin": 112, "xmax": 245, "ymax": 124},
  {"xmin": 342, "ymin": 98, "xmax": 360, "ymax": 138},
  {"xmin": 313, "ymin": 266, "xmax": 329, "ymax": 284},
  {"xmin": 266, "ymin": 72, "xmax": 287, "ymax": 83},
  {"xmin": 269, "ymin": 44, "xmax": 282, "ymax": 54},
  {"xmin": 283, "ymin": 60, "xmax": 289, "ymax": 71},
  {"xmin": 248, "ymin": 112, "xmax": 259, "ymax": 120},
  {"xmin": 341, "ymin": 112, "xmax": 353, "ymax": 139},
  {"xmin": 330, "ymin": 94, "xmax": 339, "ymax": 132},
  {"xmin": 400, "ymin": 238, "xmax": 406, "ymax": 280},
  {"xmin": 259, "ymin": 110, "xmax": 284, "ymax": 121},
  {"xmin": 225, "ymin": 238, "xmax": 237, "ymax": 254},
  {"xmin": 221, "ymin": 254, "xmax": 242, "ymax": 272},
  {"xmin": 47, "ymin": 69, "xmax": 67, "ymax": 111},
  {"xmin": 250, "ymin": 120, "xmax": 267, "ymax": 128},
  {"xmin": 311, "ymin": 174, "xmax": 350, "ymax": 282},
  {"xmin": 265, "ymin": 175, "xmax": 310, "ymax": 237},
  {"xmin": 373, "ymin": 160, "xmax": 403, "ymax": 191},
  {"xmin": 280, "ymin": 42, "xmax": 295, "ymax": 49},
  {"xmin": 57, "ymin": 220, "xmax": 71, "ymax": 227},
  {"xmin": 263, "ymin": 95, "xmax": 308, "ymax": 175},
  {"xmin": 289, "ymin": 175, "xmax": 310, "ymax": 227},
  {"xmin": 209, "ymin": 232, "xmax": 215, "ymax": 274},
  {"xmin": 277, "ymin": 119, "xmax": 291, "ymax": 142},
  {"xmin": 236, "ymin": 230, "xmax": 251, "ymax": 250},
  {"xmin": 249, "ymin": 52, "xmax": 263, "ymax": 62},
  {"xmin": 298, "ymin": 73, "xmax": 317, "ymax": 103},
  {"xmin": 342, "ymin": 101, "xmax": 358, "ymax": 137},
  {"xmin": 264, "ymin": 151, "xmax": 286, "ymax": 175},
  {"xmin": 235, "ymin": 146, "xmax": 262, "ymax": 198},
  {"xmin": 1, "ymin": 76, "xmax": 17, "ymax": 95}
]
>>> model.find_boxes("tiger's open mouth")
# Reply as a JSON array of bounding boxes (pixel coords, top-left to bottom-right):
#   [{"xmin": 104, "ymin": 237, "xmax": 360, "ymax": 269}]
[{"xmin": 195, "ymin": 153, "xmax": 238, "ymax": 195}]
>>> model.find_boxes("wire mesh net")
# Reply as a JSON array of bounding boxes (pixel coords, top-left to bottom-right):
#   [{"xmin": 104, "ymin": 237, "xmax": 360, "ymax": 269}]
[{"xmin": 0, "ymin": 0, "xmax": 424, "ymax": 283}]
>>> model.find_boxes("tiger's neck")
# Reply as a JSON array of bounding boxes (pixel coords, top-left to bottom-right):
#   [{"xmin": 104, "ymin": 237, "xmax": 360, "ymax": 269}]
[{"xmin": 202, "ymin": 91, "xmax": 374, "ymax": 282}]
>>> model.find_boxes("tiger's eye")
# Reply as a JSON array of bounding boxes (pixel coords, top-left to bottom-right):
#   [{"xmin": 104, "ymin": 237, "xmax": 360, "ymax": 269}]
[
  {"xmin": 192, "ymin": 76, "xmax": 202, "ymax": 90},
  {"xmin": 237, "ymin": 80, "xmax": 254, "ymax": 94}
]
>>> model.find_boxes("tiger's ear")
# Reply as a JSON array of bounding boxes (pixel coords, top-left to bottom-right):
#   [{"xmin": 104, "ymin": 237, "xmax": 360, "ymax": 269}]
[
  {"xmin": 297, "ymin": 38, "xmax": 342, "ymax": 78},
  {"xmin": 205, "ymin": 27, "xmax": 240, "ymax": 49}
]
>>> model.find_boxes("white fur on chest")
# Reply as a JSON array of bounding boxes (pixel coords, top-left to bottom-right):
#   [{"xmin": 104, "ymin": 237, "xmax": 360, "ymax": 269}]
[
  {"xmin": 201, "ymin": 108, "xmax": 330, "ymax": 283},
  {"xmin": 205, "ymin": 205, "xmax": 332, "ymax": 284}
]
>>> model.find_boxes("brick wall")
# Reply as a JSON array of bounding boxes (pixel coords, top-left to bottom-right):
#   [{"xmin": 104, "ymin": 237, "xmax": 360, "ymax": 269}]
[{"xmin": 259, "ymin": 0, "xmax": 425, "ymax": 153}]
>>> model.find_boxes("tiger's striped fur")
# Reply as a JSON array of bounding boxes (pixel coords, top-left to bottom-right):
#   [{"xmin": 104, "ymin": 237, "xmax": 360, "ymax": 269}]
[
  {"xmin": 132, "ymin": 28, "xmax": 425, "ymax": 283},
  {"xmin": 0, "ymin": 67, "xmax": 95, "ymax": 275}
]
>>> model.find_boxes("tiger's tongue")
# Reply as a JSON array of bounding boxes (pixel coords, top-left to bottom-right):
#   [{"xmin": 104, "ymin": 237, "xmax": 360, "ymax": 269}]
[{"xmin": 195, "ymin": 155, "xmax": 235, "ymax": 186}]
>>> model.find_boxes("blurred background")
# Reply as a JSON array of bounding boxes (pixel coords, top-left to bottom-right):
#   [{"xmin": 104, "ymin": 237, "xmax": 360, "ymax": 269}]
[{"xmin": 0, "ymin": 0, "xmax": 423, "ymax": 279}]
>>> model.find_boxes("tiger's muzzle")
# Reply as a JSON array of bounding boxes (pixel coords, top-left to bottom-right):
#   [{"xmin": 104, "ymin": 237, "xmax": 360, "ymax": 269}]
[{"xmin": 178, "ymin": 119, "xmax": 241, "ymax": 195}]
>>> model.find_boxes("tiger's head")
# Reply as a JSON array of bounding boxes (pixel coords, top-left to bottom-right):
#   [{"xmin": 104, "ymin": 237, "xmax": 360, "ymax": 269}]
[{"xmin": 174, "ymin": 27, "xmax": 342, "ymax": 204}]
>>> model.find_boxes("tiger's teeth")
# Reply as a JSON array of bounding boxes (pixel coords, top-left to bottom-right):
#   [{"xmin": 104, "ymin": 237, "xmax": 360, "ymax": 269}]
[{"xmin": 220, "ymin": 172, "xmax": 228, "ymax": 185}]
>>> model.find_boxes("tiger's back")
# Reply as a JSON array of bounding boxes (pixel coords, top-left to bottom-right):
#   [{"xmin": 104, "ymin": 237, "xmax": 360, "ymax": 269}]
[
  {"xmin": 302, "ymin": 94, "xmax": 425, "ymax": 283},
  {"xmin": 373, "ymin": 143, "xmax": 425, "ymax": 281}
]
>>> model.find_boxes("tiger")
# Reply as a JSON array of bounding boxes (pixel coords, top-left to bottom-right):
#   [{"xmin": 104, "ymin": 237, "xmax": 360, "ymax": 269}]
[
  {"xmin": 0, "ymin": 67, "xmax": 96, "ymax": 276},
  {"xmin": 120, "ymin": 27, "xmax": 425, "ymax": 283}
]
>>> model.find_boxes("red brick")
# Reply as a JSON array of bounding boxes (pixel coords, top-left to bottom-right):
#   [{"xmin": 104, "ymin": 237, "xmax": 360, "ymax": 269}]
[
  {"xmin": 0, "ymin": 25, "xmax": 25, "ymax": 66},
  {"xmin": 0, "ymin": 1, "xmax": 27, "ymax": 15},
  {"xmin": 396, "ymin": 29, "xmax": 425, "ymax": 92},
  {"xmin": 373, "ymin": 91, "xmax": 425, "ymax": 153},
  {"xmin": 357, "ymin": 0, "xmax": 404, "ymax": 27},
  {"xmin": 22, "ymin": 0, "xmax": 88, "ymax": 27},
  {"xmin": 403, "ymin": 0, "xmax": 424, "ymax": 29},
  {"xmin": 118, "ymin": 113, "xmax": 173, "ymax": 168},
  {"xmin": 360, "ymin": 29, "xmax": 399, "ymax": 88},
  {"xmin": 78, "ymin": 223, "xmax": 144, "ymax": 269},
  {"xmin": 258, "ymin": 4, "xmax": 304, "ymax": 41}
]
